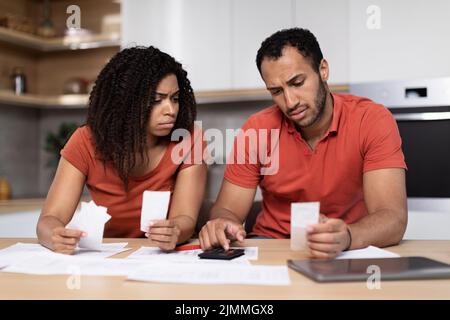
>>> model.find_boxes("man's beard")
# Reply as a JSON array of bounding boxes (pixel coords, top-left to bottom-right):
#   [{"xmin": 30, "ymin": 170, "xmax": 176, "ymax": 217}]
[{"xmin": 299, "ymin": 79, "xmax": 327, "ymax": 128}]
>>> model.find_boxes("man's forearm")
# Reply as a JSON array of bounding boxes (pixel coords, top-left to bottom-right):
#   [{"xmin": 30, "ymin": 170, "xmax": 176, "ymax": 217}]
[
  {"xmin": 210, "ymin": 206, "xmax": 243, "ymax": 224},
  {"xmin": 348, "ymin": 208, "xmax": 407, "ymax": 249}
]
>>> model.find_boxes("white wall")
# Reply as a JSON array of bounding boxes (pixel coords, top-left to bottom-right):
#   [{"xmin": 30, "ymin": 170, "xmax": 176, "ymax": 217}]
[{"xmin": 349, "ymin": 0, "xmax": 450, "ymax": 82}]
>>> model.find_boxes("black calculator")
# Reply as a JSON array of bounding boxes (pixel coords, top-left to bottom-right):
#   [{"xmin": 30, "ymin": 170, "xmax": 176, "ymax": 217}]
[{"xmin": 198, "ymin": 248, "xmax": 245, "ymax": 260}]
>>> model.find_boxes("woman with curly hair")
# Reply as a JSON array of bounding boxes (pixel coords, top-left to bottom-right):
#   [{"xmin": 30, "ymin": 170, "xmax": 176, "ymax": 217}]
[{"xmin": 37, "ymin": 46, "xmax": 207, "ymax": 253}]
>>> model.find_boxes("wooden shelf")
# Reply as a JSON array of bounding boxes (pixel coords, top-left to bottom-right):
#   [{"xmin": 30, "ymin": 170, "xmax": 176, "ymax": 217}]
[
  {"xmin": 0, "ymin": 90, "xmax": 88, "ymax": 108},
  {"xmin": 0, "ymin": 27, "xmax": 120, "ymax": 52},
  {"xmin": 0, "ymin": 85, "xmax": 350, "ymax": 109}
]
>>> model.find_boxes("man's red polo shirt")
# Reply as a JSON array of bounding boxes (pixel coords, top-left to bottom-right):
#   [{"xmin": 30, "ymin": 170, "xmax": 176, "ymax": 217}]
[{"xmin": 224, "ymin": 93, "xmax": 407, "ymax": 238}]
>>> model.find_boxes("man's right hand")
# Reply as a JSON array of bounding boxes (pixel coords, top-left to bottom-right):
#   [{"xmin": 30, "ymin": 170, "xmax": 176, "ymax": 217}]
[
  {"xmin": 199, "ymin": 218, "xmax": 246, "ymax": 250},
  {"xmin": 51, "ymin": 227, "xmax": 86, "ymax": 255}
]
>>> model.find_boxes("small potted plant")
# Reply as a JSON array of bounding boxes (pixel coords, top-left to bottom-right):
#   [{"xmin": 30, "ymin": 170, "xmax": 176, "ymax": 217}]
[{"xmin": 44, "ymin": 122, "xmax": 79, "ymax": 171}]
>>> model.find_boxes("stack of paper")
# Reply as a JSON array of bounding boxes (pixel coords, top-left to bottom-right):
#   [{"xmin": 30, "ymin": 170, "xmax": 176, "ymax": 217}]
[
  {"xmin": 0, "ymin": 242, "xmax": 130, "ymax": 269},
  {"xmin": 66, "ymin": 200, "xmax": 111, "ymax": 250},
  {"xmin": 1, "ymin": 252, "xmax": 145, "ymax": 276}
]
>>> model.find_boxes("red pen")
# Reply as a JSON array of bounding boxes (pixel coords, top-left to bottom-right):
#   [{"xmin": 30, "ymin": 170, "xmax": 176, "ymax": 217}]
[{"xmin": 175, "ymin": 244, "xmax": 201, "ymax": 251}]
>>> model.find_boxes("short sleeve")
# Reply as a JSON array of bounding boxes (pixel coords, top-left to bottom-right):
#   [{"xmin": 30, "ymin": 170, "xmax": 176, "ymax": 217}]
[
  {"xmin": 224, "ymin": 117, "xmax": 261, "ymax": 188},
  {"xmin": 360, "ymin": 106, "xmax": 407, "ymax": 172},
  {"xmin": 60, "ymin": 127, "xmax": 90, "ymax": 176}
]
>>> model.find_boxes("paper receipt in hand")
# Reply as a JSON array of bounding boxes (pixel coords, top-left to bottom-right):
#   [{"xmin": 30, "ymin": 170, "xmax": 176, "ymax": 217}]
[
  {"xmin": 66, "ymin": 200, "xmax": 111, "ymax": 250},
  {"xmin": 140, "ymin": 191, "xmax": 171, "ymax": 232}
]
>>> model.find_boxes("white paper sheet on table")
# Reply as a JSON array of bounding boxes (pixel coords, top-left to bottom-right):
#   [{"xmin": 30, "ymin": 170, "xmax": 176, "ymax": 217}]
[
  {"xmin": 335, "ymin": 246, "xmax": 399, "ymax": 260},
  {"xmin": 66, "ymin": 200, "xmax": 111, "ymax": 250},
  {"xmin": 1, "ymin": 252, "xmax": 150, "ymax": 276},
  {"xmin": 128, "ymin": 263, "xmax": 290, "ymax": 285},
  {"xmin": 0, "ymin": 242, "xmax": 130, "ymax": 268},
  {"xmin": 140, "ymin": 191, "xmax": 171, "ymax": 232},
  {"xmin": 126, "ymin": 246, "xmax": 258, "ymax": 264}
]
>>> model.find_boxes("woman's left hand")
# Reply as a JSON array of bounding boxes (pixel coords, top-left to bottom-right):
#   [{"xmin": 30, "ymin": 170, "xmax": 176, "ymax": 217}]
[{"xmin": 145, "ymin": 219, "xmax": 181, "ymax": 251}]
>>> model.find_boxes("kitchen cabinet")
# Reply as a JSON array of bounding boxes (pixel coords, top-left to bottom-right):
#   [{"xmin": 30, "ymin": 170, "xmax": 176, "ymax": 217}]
[
  {"xmin": 122, "ymin": 0, "xmax": 232, "ymax": 91},
  {"xmin": 295, "ymin": 0, "xmax": 349, "ymax": 84},
  {"xmin": 349, "ymin": 0, "xmax": 450, "ymax": 82},
  {"xmin": 0, "ymin": 210, "xmax": 40, "ymax": 238},
  {"xmin": 232, "ymin": 0, "xmax": 294, "ymax": 89},
  {"xmin": 122, "ymin": 0, "xmax": 350, "ymax": 91}
]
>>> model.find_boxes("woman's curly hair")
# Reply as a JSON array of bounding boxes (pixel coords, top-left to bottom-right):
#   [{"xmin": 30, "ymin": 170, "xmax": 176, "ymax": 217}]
[{"xmin": 86, "ymin": 46, "xmax": 196, "ymax": 189}]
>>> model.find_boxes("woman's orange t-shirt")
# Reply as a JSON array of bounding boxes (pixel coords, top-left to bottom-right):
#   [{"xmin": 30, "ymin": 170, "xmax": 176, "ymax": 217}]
[{"xmin": 60, "ymin": 125, "xmax": 202, "ymax": 238}]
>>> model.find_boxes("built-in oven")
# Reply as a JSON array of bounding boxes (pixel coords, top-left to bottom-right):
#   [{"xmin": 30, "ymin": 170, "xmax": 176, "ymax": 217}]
[{"xmin": 350, "ymin": 78, "xmax": 450, "ymax": 238}]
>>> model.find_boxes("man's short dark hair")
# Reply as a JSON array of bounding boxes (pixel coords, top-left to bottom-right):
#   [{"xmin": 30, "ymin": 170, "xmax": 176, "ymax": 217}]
[{"xmin": 256, "ymin": 28, "xmax": 324, "ymax": 74}]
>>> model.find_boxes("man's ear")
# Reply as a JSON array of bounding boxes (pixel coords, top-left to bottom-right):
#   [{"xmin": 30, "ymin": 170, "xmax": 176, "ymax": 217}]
[{"xmin": 319, "ymin": 59, "xmax": 329, "ymax": 81}]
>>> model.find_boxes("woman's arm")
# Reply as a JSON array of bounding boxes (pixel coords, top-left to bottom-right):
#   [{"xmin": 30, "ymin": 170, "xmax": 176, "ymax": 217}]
[
  {"xmin": 37, "ymin": 157, "xmax": 86, "ymax": 254},
  {"xmin": 147, "ymin": 163, "xmax": 207, "ymax": 250}
]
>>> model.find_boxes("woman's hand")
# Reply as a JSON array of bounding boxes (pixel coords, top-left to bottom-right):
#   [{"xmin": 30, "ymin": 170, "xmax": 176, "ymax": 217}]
[
  {"xmin": 145, "ymin": 220, "xmax": 181, "ymax": 251},
  {"xmin": 51, "ymin": 227, "xmax": 86, "ymax": 255}
]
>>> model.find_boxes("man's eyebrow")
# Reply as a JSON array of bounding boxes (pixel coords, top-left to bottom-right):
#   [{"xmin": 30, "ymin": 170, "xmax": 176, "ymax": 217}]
[
  {"xmin": 266, "ymin": 74, "xmax": 306, "ymax": 91},
  {"xmin": 286, "ymin": 74, "xmax": 305, "ymax": 84}
]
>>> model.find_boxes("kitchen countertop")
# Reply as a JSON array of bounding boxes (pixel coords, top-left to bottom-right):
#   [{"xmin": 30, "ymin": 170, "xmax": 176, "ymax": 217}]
[{"xmin": 0, "ymin": 197, "xmax": 91, "ymax": 214}]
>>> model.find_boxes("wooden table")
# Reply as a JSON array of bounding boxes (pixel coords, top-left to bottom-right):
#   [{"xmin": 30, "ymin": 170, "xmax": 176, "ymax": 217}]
[{"xmin": 0, "ymin": 238, "xmax": 449, "ymax": 299}]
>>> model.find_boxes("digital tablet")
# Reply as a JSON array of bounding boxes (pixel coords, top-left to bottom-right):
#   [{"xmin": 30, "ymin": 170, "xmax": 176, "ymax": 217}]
[{"xmin": 287, "ymin": 257, "xmax": 450, "ymax": 282}]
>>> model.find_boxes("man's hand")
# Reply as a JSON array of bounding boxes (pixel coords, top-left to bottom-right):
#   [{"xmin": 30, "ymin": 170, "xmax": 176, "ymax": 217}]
[
  {"xmin": 199, "ymin": 218, "xmax": 246, "ymax": 250},
  {"xmin": 306, "ymin": 215, "xmax": 351, "ymax": 259},
  {"xmin": 146, "ymin": 220, "xmax": 181, "ymax": 251},
  {"xmin": 51, "ymin": 227, "xmax": 86, "ymax": 255}
]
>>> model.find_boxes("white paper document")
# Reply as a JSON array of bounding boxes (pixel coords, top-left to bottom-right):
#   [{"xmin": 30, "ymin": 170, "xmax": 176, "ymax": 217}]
[
  {"xmin": 66, "ymin": 200, "xmax": 111, "ymax": 250},
  {"xmin": 0, "ymin": 242, "xmax": 129, "ymax": 268},
  {"xmin": 336, "ymin": 246, "xmax": 400, "ymax": 260},
  {"xmin": 291, "ymin": 202, "xmax": 320, "ymax": 251},
  {"xmin": 2, "ymin": 253, "xmax": 146, "ymax": 276},
  {"xmin": 128, "ymin": 263, "xmax": 291, "ymax": 286},
  {"xmin": 126, "ymin": 246, "xmax": 258, "ymax": 263},
  {"xmin": 140, "ymin": 191, "xmax": 171, "ymax": 232}
]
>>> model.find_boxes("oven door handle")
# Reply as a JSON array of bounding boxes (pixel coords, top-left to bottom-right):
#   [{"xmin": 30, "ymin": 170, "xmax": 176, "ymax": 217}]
[{"xmin": 393, "ymin": 111, "xmax": 450, "ymax": 121}]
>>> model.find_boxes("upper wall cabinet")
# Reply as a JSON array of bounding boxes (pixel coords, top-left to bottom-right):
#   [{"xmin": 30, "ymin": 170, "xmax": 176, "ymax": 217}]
[
  {"xmin": 349, "ymin": 0, "xmax": 450, "ymax": 82},
  {"xmin": 122, "ymin": 0, "xmax": 350, "ymax": 91},
  {"xmin": 295, "ymin": 0, "xmax": 349, "ymax": 84},
  {"xmin": 232, "ymin": 0, "xmax": 294, "ymax": 89},
  {"xmin": 122, "ymin": 0, "xmax": 232, "ymax": 91}
]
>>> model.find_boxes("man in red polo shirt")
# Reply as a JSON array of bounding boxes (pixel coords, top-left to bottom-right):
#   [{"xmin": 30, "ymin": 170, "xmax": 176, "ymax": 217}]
[{"xmin": 199, "ymin": 28, "xmax": 407, "ymax": 259}]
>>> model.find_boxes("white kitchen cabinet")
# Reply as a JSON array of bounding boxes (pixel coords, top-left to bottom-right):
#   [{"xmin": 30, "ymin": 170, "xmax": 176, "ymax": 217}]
[
  {"xmin": 122, "ymin": 0, "xmax": 353, "ymax": 91},
  {"xmin": 231, "ymin": 0, "xmax": 294, "ymax": 89},
  {"xmin": 122, "ymin": 0, "xmax": 232, "ymax": 91},
  {"xmin": 349, "ymin": 0, "xmax": 450, "ymax": 82},
  {"xmin": 0, "ymin": 210, "xmax": 40, "ymax": 238},
  {"xmin": 294, "ymin": 0, "xmax": 349, "ymax": 84}
]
